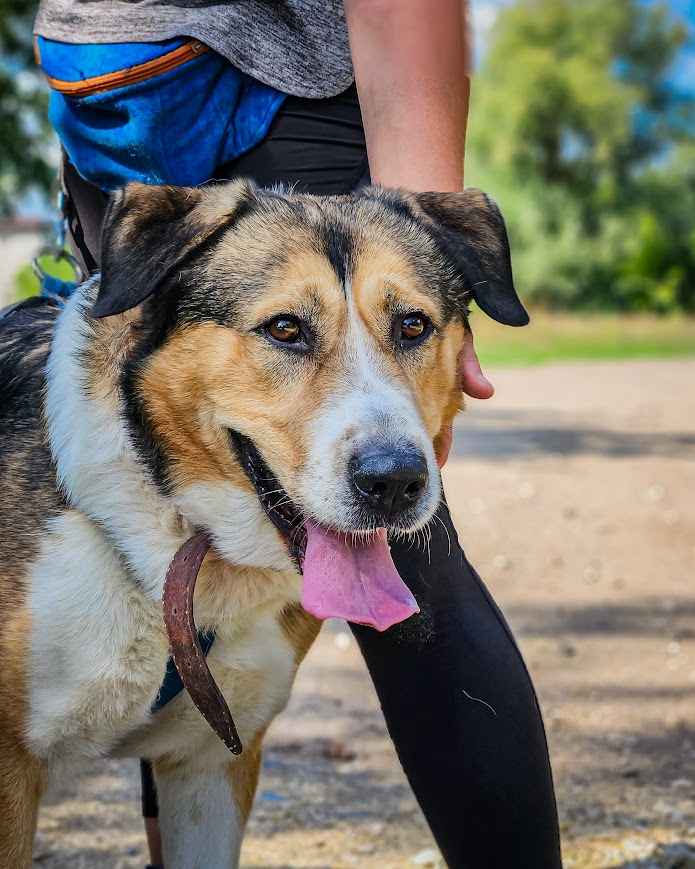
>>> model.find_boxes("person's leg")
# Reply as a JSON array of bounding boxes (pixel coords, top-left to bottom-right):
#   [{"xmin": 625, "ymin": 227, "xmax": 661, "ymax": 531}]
[
  {"xmin": 140, "ymin": 760, "xmax": 163, "ymax": 868},
  {"xmin": 61, "ymin": 155, "xmax": 108, "ymax": 276},
  {"xmin": 351, "ymin": 501, "xmax": 561, "ymax": 867}
]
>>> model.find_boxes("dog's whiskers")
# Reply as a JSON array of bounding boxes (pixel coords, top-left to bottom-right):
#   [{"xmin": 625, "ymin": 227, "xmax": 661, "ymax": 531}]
[
  {"xmin": 430, "ymin": 509, "xmax": 452, "ymax": 557},
  {"xmin": 259, "ymin": 488, "xmax": 286, "ymax": 499},
  {"xmin": 288, "ymin": 511, "xmax": 307, "ymax": 533},
  {"xmin": 269, "ymin": 495, "xmax": 294, "ymax": 513}
]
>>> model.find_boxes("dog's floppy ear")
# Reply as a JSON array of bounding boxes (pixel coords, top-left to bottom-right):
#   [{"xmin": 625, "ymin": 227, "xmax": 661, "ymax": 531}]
[
  {"xmin": 92, "ymin": 179, "xmax": 257, "ymax": 318},
  {"xmin": 413, "ymin": 189, "xmax": 529, "ymax": 327}
]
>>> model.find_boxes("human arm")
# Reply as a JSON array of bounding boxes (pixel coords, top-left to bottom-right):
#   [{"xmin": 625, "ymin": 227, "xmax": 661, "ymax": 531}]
[{"xmin": 344, "ymin": 0, "xmax": 471, "ymax": 192}]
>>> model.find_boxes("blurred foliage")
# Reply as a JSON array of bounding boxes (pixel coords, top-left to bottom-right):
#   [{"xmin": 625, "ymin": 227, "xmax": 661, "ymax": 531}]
[
  {"xmin": 0, "ymin": 0, "xmax": 54, "ymax": 216},
  {"xmin": 467, "ymin": 0, "xmax": 695, "ymax": 313}
]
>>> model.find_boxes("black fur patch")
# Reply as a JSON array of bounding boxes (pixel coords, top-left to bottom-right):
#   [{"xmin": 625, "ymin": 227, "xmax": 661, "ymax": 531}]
[
  {"xmin": 119, "ymin": 297, "xmax": 178, "ymax": 495},
  {"xmin": 319, "ymin": 221, "xmax": 354, "ymax": 289},
  {"xmin": 0, "ymin": 299, "xmax": 66, "ymax": 579},
  {"xmin": 94, "ymin": 183, "xmax": 257, "ymax": 318},
  {"xmin": 414, "ymin": 191, "xmax": 528, "ymax": 327}
]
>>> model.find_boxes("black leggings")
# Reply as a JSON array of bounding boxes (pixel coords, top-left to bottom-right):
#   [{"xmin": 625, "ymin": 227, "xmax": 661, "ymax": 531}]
[{"xmin": 67, "ymin": 84, "xmax": 561, "ymax": 869}]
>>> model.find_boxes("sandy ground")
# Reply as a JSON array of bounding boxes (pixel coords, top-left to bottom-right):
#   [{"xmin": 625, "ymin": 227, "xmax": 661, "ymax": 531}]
[{"xmin": 32, "ymin": 359, "xmax": 695, "ymax": 869}]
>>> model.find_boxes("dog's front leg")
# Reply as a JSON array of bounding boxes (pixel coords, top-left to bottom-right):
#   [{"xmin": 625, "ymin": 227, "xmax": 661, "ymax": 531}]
[{"xmin": 153, "ymin": 742, "xmax": 262, "ymax": 869}]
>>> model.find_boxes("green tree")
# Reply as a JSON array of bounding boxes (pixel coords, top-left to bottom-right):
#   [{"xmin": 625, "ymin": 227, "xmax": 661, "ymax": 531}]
[
  {"xmin": 467, "ymin": 0, "xmax": 695, "ymax": 311},
  {"xmin": 613, "ymin": 143, "xmax": 695, "ymax": 312},
  {"xmin": 0, "ymin": 0, "xmax": 54, "ymax": 216}
]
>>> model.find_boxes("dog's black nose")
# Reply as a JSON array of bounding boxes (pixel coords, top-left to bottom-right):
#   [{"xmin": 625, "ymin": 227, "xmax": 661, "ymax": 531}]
[{"xmin": 351, "ymin": 446, "xmax": 429, "ymax": 520}]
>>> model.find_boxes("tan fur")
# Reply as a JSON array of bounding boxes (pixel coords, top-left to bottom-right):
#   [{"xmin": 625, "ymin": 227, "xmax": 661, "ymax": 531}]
[
  {"xmin": 0, "ymin": 603, "xmax": 46, "ymax": 867},
  {"xmin": 137, "ymin": 236, "xmax": 463, "ymax": 506},
  {"xmin": 227, "ymin": 732, "xmax": 265, "ymax": 824},
  {"xmin": 82, "ymin": 306, "xmax": 144, "ymax": 405},
  {"xmin": 278, "ymin": 604, "xmax": 322, "ymax": 666},
  {"xmin": 351, "ymin": 239, "xmax": 465, "ymax": 442}
]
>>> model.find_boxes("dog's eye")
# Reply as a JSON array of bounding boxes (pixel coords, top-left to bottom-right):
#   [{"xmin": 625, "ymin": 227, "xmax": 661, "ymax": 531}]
[
  {"xmin": 398, "ymin": 313, "xmax": 432, "ymax": 346},
  {"xmin": 266, "ymin": 316, "xmax": 302, "ymax": 343},
  {"xmin": 401, "ymin": 315, "xmax": 426, "ymax": 339}
]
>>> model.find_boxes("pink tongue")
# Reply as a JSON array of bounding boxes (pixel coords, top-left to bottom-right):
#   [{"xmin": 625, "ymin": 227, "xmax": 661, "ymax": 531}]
[{"xmin": 301, "ymin": 523, "xmax": 419, "ymax": 632}]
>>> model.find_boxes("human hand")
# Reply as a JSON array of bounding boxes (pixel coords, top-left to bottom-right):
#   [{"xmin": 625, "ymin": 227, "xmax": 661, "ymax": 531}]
[{"xmin": 435, "ymin": 328, "xmax": 494, "ymax": 468}]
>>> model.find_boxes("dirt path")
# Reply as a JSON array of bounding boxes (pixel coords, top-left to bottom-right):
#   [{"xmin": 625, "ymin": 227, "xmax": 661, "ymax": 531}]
[{"xmin": 34, "ymin": 359, "xmax": 695, "ymax": 868}]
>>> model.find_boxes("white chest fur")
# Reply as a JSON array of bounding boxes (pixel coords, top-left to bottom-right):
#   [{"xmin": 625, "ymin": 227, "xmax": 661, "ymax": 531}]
[{"xmin": 27, "ymin": 510, "xmax": 299, "ymax": 766}]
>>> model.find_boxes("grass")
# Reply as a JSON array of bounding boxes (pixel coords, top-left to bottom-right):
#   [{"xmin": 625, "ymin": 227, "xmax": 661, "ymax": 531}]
[{"xmin": 472, "ymin": 309, "xmax": 695, "ymax": 366}]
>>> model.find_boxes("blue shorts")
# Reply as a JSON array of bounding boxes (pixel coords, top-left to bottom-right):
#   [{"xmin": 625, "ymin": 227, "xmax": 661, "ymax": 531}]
[{"xmin": 36, "ymin": 36, "xmax": 286, "ymax": 191}]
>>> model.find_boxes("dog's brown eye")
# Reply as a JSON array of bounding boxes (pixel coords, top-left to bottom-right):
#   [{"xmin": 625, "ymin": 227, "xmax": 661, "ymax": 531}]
[
  {"xmin": 267, "ymin": 316, "xmax": 301, "ymax": 343},
  {"xmin": 400, "ymin": 313, "xmax": 429, "ymax": 342}
]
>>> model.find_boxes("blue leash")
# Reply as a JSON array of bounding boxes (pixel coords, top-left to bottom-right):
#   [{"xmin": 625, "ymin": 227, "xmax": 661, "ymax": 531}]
[
  {"xmin": 32, "ymin": 245, "xmax": 80, "ymax": 303},
  {"xmin": 33, "ymin": 199, "xmax": 82, "ymax": 303}
]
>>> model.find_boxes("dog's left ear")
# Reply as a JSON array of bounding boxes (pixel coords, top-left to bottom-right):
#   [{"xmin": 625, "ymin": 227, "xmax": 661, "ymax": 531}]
[
  {"xmin": 413, "ymin": 189, "xmax": 529, "ymax": 327},
  {"xmin": 92, "ymin": 179, "xmax": 257, "ymax": 318}
]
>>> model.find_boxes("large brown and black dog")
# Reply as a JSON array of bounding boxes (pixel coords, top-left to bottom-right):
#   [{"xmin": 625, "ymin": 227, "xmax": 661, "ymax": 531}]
[{"xmin": 0, "ymin": 180, "xmax": 527, "ymax": 867}]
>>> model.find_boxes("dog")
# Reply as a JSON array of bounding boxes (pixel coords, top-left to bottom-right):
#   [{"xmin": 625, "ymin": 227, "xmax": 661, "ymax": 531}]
[{"xmin": 0, "ymin": 179, "xmax": 527, "ymax": 867}]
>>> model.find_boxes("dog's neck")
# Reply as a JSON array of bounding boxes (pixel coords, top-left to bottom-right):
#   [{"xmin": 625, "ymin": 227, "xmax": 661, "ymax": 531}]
[
  {"xmin": 45, "ymin": 281, "xmax": 193, "ymax": 599},
  {"xmin": 45, "ymin": 281, "xmax": 297, "ymax": 608}
]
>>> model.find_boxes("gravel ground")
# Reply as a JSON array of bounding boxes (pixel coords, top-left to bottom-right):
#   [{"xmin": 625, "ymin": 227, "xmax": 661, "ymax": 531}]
[{"xmin": 33, "ymin": 359, "xmax": 695, "ymax": 868}]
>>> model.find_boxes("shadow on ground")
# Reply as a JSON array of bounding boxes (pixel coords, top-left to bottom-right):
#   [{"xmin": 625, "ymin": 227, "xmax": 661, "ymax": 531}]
[
  {"xmin": 508, "ymin": 599, "xmax": 695, "ymax": 638},
  {"xmin": 559, "ymin": 723, "xmax": 695, "ymax": 794},
  {"xmin": 251, "ymin": 752, "xmax": 416, "ymax": 837},
  {"xmin": 453, "ymin": 421, "xmax": 695, "ymax": 461}
]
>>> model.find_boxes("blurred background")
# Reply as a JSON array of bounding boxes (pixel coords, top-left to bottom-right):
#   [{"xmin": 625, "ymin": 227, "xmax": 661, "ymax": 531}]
[{"xmin": 1, "ymin": 2, "xmax": 694, "ymax": 868}]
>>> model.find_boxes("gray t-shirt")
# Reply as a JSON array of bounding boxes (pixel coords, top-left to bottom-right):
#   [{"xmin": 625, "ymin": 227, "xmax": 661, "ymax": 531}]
[{"xmin": 34, "ymin": 0, "xmax": 354, "ymax": 99}]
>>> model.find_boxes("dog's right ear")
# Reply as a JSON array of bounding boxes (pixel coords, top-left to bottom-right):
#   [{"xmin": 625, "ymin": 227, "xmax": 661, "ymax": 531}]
[
  {"xmin": 412, "ymin": 189, "xmax": 529, "ymax": 327},
  {"xmin": 92, "ymin": 179, "xmax": 257, "ymax": 318}
]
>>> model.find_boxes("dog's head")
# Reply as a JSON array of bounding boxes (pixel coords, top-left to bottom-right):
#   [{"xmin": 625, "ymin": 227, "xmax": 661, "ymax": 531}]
[{"xmin": 92, "ymin": 180, "xmax": 527, "ymax": 628}]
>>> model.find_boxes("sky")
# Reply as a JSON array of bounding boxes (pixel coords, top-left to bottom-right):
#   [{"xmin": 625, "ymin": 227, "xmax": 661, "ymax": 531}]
[
  {"xmin": 669, "ymin": 0, "xmax": 695, "ymax": 89},
  {"xmin": 471, "ymin": 0, "xmax": 695, "ymax": 93}
]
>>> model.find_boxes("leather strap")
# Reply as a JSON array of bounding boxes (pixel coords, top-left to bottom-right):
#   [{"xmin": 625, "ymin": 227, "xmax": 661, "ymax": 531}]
[
  {"xmin": 61, "ymin": 153, "xmax": 108, "ymax": 274},
  {"xmin": 162, "ymin": 532, "xmax": 243, "ymax": 755}
]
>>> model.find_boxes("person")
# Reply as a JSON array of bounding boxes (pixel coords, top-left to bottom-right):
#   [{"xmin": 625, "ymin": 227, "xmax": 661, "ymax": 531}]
[{"xmin": 31, "ymin": 2, "xmax": 562, "ymax": 866}]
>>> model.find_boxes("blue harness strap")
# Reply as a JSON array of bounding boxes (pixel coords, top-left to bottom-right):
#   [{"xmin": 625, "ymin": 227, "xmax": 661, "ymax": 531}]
[
  {"xmin": 40, "ymin": 274, "xmax": 79, "ymax": 300},
  {"xmin": 151, "ymin": 629, "xmax": 216, "ymax": 713}
]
